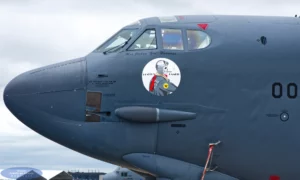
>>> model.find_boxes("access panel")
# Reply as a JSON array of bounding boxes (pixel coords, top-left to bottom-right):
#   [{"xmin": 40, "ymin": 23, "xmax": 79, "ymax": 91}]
[{"xmin": 85, "ymin": 91, "xmax": 102, "ymax": 122}]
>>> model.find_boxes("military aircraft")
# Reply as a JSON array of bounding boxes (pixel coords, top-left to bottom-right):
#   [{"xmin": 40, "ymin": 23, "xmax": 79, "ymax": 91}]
[
  {"xmin": 3, "ymin": 15, "xmax": 300, "ymax": 179},
  {"xmin": 102, "ymin": 167, "xmax": 146, "ymax": 180}
]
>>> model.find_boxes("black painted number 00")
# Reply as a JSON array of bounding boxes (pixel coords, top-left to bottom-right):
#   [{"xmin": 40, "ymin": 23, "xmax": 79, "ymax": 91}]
[{"xmin": 272, "ymin": 82, "xmax": 297, "ymax": 99}]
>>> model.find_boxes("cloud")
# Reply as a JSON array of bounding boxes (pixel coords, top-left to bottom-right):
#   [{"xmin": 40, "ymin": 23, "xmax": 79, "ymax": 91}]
[
  {"xmin": 0, "ymin": 59, "xmax": 39, "ymax": 90},
  {"xmin": 0, "ymin": 135, "xmax": 116, "ymax": 172},
  {"xmin": 0, "ymin": 0, "xmax": 299, "ymax": 17},
  {"xmin": 0, "ymin": 0, "xmax": 39, "ymax": 5}
]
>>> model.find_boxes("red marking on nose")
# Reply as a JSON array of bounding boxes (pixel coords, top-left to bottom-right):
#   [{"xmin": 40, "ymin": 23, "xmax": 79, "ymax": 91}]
[
  {"xmin": 269, "ymin": 175, "xmax": 280, "ymax": 180},
  {"xmin": 197, "ymin": 24, "xmax": 208, "ymax": 30}
]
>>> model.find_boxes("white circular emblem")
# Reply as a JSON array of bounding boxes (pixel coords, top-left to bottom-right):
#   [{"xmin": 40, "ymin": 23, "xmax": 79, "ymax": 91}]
[{"xmin": 142, "ymin": 58, "xmax": 181, "ymax": 96}]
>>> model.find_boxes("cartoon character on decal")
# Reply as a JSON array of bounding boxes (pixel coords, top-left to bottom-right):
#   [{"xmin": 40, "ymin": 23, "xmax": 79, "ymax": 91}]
[{"xmin": 149, "ymin": 59, "xmax": 177, "ymax": 96}]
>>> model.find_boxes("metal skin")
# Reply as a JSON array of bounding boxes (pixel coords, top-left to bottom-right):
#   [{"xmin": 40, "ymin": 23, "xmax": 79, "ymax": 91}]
[
  {"xmin": 102, "ymin": 167, "xmax": 146, "ymax": 180},
  {"xmin": 3, "ymin": 15, "xmax": 300, "ymax": 179}
]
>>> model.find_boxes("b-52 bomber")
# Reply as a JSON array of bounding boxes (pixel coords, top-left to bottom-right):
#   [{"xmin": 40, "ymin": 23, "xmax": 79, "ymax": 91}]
[{"xmin": 4, "ymin": 15, "xmax": 300, "ymax": 180}]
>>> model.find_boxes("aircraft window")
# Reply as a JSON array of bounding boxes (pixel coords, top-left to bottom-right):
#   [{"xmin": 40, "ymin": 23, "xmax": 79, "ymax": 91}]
[
  {"xmin": 121, "ymin": 172, "xmax": 128, "ymax": 177},
  {"xmin": 159, "ymin": 16, "xmax": 178, "ymax": 23},
  {"xmin": 97, "ymin": 29, "xmax": 138, "ymax": 52},
  {"xmin": 128, "ymin": 29, "xmax": 156, "ymax": 50},
  {"xmin": 161, "ymin": 29, "xmax": 184, "ymax": 50},
  {"xmin": 187, "ymin": 30, "xmax": 211, "ymax": 50}
]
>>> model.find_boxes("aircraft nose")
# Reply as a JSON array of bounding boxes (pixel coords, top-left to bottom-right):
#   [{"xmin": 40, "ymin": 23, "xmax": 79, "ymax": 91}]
[
  {"xmin": 3, "ymin": 78, "xmax": 10, "ymax": 109},
  {"xmin": 3, "ymin": 71, "xmax": 28, "ymax": 114},
  {"xmin": 3, "ymin": 57, "xmax": 87, "ymax": 124}
]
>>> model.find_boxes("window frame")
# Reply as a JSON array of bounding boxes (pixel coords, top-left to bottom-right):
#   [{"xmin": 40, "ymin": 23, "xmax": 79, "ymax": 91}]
[
  {"xmin": 93, "ymin": 27, "xmax": 140, "ymax": 53},
  {"xmin": 185, "ymin": 28, "xmax": 212, "ymax": 51},
  {"xmin": 159, "ymin": 27, "xmax": 186, "ymax": 51},
  {"xmin": 126, "ymin": 26, "xmax": 159, "ymax": 51}
]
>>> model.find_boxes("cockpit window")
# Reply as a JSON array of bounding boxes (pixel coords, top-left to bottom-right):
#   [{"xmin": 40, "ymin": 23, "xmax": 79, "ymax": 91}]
[
  {"xmin": 158, "ymin": 16, "xmax": 178, "ymax": 23},
  {"xmin": 187, "ymin": 30, "xmax": 211, "ymax": 50},
  {"xmin": 96, "ymin": 29, "xmax": 137, "ymax": 52},
  {"xmin": 161, "ymin": 29, "xmax": 183, "ymax": 50},
  {"xmin": 128, "ymin": 29, "xmax": 156, "ymax": 50}
]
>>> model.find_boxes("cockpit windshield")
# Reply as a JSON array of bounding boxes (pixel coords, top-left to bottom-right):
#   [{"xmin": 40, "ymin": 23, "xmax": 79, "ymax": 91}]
[{"xmin": 96, "ymin": 29, "xmax": 138, "ymax": 53}]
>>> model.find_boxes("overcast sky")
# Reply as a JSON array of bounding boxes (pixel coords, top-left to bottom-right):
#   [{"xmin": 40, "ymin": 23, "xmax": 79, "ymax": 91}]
[{"xmin": 0, "ymin": 0, "xmax": 299, "ymax": 173}]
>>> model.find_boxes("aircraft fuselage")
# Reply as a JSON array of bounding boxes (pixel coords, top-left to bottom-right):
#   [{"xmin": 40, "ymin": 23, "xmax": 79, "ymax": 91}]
[{"xmin": 4, "ymin": 15, "xmax": 300, "ymax": 180}]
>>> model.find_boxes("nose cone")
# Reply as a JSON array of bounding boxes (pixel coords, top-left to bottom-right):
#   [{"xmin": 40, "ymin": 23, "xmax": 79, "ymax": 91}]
[
  {"xmin": 3, "ymin": 71, "xmax": 28, "ymax": 117},
  {"xmin": 3, "ymin": 57, "xmax": 87, "ymax": 125},
  {"xmin": 3, "ymin": 78, "xmax": 10, "ymax": 108}
]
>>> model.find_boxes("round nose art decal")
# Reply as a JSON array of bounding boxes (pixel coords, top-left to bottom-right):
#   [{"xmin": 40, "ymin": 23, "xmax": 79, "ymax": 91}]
[{"xmin": 142, "ymin": 58, "xmax": 181, "ymax": 96}]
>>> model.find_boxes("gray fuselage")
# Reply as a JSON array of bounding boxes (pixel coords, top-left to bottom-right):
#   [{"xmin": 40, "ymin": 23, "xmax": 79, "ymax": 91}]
[{"xmin": 4, "ymin": 15, "xmax": 300, "ymax": 180}]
